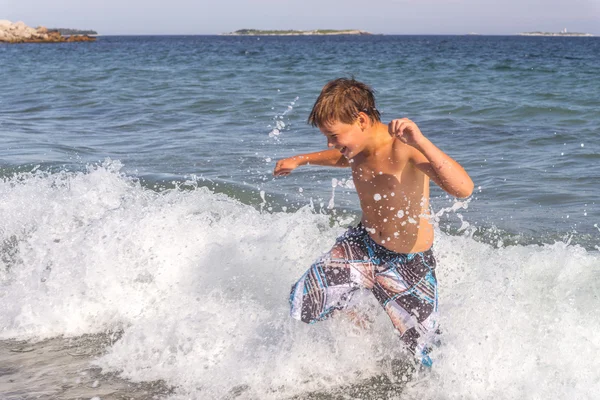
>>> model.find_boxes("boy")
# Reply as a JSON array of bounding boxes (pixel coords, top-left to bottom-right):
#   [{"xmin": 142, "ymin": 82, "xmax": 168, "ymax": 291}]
[{"xmin": 273, "ymin": 78, "xmax": 473, "ymax": 367}]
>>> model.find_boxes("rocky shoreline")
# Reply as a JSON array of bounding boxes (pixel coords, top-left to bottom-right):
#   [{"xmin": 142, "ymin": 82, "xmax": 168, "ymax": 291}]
[{"xmin": 0, "ymin": 20, "xmax": 96, "ymax": 44}]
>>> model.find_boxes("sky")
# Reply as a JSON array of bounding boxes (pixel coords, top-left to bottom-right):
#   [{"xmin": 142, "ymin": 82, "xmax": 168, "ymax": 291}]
[{"xmin": 3, "ymin": 0, "xmax": 600, "ymax": 35}]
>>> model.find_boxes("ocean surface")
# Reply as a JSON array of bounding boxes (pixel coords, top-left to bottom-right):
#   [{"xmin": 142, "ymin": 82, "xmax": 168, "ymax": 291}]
[{"xmin": 1, "ymin": 35, "xmax": 599, "ymax": 399}]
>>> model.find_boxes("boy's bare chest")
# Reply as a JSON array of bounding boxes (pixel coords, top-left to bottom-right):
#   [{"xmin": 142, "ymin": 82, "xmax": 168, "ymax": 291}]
[
  {"xmin": 350, "ymin": 159, "xmax": 404, "ymax": 187},
  {"xmin": 351, "ymin": 162, "xmax": 403, "ymax": 199},
  {"xmin": 350, "ymin": 159, "xmax": 424, "ymax": 205}
]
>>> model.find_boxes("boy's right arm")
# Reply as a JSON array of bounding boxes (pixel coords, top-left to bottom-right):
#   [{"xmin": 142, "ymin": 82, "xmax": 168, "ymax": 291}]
[{"xmin": 273, "ymin": 149, "xmax": 348, "ymax": 176}]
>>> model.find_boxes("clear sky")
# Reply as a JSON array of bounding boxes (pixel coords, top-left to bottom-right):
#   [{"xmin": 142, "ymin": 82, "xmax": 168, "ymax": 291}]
[{"xmin": 3, "ymin": 0, "xmax": 600, "ymax": 35}]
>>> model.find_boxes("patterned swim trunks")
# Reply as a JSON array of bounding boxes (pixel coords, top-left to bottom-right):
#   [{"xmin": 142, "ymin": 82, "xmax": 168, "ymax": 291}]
[{"xmin": 289, "ymin": 223, "xmax": 439, "ymax": 366}]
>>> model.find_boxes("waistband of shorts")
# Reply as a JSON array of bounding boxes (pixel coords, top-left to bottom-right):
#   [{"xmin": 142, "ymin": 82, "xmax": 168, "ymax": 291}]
[{"xmin": 354, "ymin": 222, "xmax": 433, "ymax": 257}]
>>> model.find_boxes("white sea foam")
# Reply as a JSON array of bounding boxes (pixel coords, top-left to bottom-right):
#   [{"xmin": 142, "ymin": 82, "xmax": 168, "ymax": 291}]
[{"xmin": 1, "ymin": 162, "xmax": 599, "ymax": 399}]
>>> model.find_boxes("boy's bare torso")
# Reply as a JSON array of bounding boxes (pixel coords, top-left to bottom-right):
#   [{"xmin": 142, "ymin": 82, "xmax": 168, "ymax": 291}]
[
  {"xmin": 274, "ymin": 116, "xmax": 472, "ymax": 255},
  {"xmin": 350, "ymin": 138, "xmax": 434, "ymax": 254}
]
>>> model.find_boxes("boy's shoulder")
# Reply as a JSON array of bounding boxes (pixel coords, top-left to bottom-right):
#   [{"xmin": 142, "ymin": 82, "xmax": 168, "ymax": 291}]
[
  {"xmin": 384, "ymin": 137, "xmax": 417, "ymax": 169},
  {"xmin": 353, "ymin": 140, "xmax": 417, "ymax": 178},
  {"xmin": 354, "ymin": 123, "xmax": 421, "ymax": 173},
  {"xmin": 374, "ymin": 123, "xmax": 416, "ymax": 162}
]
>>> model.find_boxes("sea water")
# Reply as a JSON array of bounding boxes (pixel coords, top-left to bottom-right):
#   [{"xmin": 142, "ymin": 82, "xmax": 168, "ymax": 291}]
[{"xmin": 1, "ymin": 35, "xmax": 599, "ymax": 399}]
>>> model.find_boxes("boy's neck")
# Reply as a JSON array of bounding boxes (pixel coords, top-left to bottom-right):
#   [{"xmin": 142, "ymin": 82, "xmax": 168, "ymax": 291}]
[{"xmin": 359, "ymin": 122, "xmax": 393, "ymax": 159}]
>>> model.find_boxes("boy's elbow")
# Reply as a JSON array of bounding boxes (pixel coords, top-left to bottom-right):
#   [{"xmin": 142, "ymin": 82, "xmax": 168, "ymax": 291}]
[
  {"xmin": 456, "ymin": 179, "xmax": 474, "ymax": 198},
  {"xmin": 446, "ymin": 178, "xmax": 473, "ymax": 199}
]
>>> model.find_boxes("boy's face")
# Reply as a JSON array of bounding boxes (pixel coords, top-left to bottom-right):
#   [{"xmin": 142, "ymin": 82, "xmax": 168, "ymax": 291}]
[{"xmin": 320, "ymin": 119, "xmax": 367, "ymax": 159}]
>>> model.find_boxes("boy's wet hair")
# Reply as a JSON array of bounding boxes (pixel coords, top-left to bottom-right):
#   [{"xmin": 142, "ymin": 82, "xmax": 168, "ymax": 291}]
[{"xmin": 308, "ymin": 78, "xmax": 381, "ymax": 127}]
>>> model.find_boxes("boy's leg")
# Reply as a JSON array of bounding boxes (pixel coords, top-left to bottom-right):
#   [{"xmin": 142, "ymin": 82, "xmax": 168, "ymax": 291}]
[
  {"xmin": 371, "ymin": 250, "xmax": 439, "ymax": 366},
  {"xmin": 289, "ymin": 235, "xmax": 375, "ymax": 324}
]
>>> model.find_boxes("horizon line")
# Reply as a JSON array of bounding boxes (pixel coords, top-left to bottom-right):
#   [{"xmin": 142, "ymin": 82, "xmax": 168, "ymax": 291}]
[{"xmin": 89, "ymin": 32, "xmax": 597, "ymax": 37}]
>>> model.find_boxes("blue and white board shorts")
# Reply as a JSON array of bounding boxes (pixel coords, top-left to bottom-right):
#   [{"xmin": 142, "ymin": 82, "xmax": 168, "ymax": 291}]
[{"xmin": 289, "ymin": 223, "xmax": 439, "ymax": 366}]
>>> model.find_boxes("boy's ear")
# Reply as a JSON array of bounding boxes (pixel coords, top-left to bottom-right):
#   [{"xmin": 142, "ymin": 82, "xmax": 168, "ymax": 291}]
[{"xmin": 356, "ymin": 112, "xmax": 370, "ymax": 130}]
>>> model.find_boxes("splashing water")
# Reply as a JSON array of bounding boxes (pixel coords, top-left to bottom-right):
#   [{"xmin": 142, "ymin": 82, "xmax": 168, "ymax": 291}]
[
  {"xmin": 268, "ymin": 97, "xmax": 300, "ymax": 138},
  {"xmin": 1, "ymin": 162, "xmax": 599, "ymax": 399}
]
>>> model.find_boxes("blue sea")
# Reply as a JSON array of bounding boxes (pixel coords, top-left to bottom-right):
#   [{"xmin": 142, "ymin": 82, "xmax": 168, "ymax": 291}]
[{"xmin": 1, "ymin": 35, "xmax": 599, "ymax": 399}]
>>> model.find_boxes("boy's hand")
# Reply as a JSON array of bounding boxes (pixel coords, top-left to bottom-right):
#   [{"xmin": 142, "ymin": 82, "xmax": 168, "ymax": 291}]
[
  {"xmin": 274, "ymin": 157, "xmax": 301, "ymax": 176},
  {"xmin": 388, "ymin": 118, "xmax": 426, "ymax": 147}
]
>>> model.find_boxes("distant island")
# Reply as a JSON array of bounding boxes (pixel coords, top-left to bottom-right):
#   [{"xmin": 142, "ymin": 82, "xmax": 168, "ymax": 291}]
[
  {"xmin": 224, "ymin": 29, "xmax": 372, "ymax": 36},
  {"xmin": 48, "ymin": 28, "xmax": 98, "ymax": 36},
  {"xmin": 519, "ymin": 29, "xmax": 593, "ymax": 37}
]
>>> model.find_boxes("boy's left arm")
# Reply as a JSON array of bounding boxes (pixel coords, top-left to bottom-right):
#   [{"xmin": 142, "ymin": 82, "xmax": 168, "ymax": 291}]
[{"xmin": 389, "ymin": 118, "xmax": 474, "ymax": 198}]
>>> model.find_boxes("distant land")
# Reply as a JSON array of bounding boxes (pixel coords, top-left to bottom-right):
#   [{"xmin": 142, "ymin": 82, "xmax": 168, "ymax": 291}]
[
  {"xmin": 518, "ymin": 30, "xmax": 593, "ymax": 37},
  {"xmin": 49, "ymin": 28, "xmax": 98, "ymax": 36},
  {"xmin": 223, "ymin": 29, "xmax": 372, "ymax": 36}
]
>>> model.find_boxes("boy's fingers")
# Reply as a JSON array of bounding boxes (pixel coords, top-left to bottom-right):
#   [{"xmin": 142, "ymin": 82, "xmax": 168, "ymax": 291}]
[
  {"xmin": 392, "ymin": 120, "xmax": 403, "ymax": 135},
  {"xmin": 390, "ymin": 118, "xmax": 417, "ymax": 143},
  {"xmin": 395, "ymin": 122, "xmax": 409, "ymax": 142},
  {"xmin": 398, "ymin": 121, "xmax": 405, "ymax": 134},
  {"xmin": 274, "ymin": 168, "xmax": 291, "ymax": 176},
  {"xmin": 389, "ymin": 120, "xmax": 400, "ymax": 136}
]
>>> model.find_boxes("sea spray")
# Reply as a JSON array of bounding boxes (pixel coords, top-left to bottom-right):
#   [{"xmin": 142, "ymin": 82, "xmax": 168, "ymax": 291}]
[
  {"xmin": 1, "ymin": 162, "xmax": 599, "ymax": 399},
  {"xmin": 268, "ymin": 96, "xmax": 300, "ymax": 139},
  {"xmin": 402, "ymin": 235, "xmax": 600, "ymax": 399}
]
